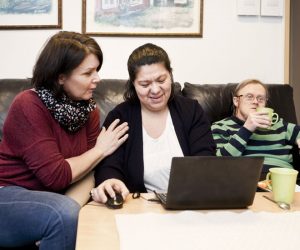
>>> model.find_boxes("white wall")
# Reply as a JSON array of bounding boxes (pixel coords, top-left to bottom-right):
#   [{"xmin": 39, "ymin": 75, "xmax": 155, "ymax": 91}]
[{"xmin": 0, "ymin": 0, "xmax": 286, "ymax": 84}]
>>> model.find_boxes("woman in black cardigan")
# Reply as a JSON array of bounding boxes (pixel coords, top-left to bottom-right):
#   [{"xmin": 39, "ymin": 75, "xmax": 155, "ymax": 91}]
[{"xmin": 91, "ymin": 43, "xmax": 216, "ymax": 203}]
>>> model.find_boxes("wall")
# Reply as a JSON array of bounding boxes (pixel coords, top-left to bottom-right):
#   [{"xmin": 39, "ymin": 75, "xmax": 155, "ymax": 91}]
[{"xmin": 0, "ymin": 0, "xmax": 286, "ymax": 85}]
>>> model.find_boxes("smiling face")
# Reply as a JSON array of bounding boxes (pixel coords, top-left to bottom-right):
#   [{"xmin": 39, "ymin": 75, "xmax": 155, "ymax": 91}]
[
  {"xmin": 133, "ymin": 63, "xmax": 172, "ymax": 112},
  {"xmin": 233, "ymin": 83, "xmax": 267, "ymax": 121},
  {"xmin": 59, "ymin": 53, "xmax": 100, "ymax": 101}
]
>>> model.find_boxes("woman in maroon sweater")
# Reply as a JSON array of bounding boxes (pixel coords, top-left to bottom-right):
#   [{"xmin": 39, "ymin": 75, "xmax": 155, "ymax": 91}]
[{"xmin": 0, "ymin": 31, "xmax": 128, "ymax": 250}]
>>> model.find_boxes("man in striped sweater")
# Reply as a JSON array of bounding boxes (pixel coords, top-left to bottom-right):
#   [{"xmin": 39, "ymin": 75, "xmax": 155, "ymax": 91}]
[{"xmin": 211, "ymin": 79, "xmax": 300, "ymax": 178}]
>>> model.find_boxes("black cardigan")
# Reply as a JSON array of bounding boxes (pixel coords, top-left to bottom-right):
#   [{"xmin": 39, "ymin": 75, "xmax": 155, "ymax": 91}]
[{"xmin": 94, "ymin": 95, "xmax": 216, "ymax": 192}]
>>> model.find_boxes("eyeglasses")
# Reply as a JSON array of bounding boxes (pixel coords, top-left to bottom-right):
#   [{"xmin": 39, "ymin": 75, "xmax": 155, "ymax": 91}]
[{"xmin": 237, "ymin": 94, "xmax": 267, "ymax": 103}]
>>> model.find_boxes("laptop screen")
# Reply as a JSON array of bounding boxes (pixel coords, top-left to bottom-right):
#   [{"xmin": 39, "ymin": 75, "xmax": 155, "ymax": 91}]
[{"xmin": 156, "ymin": 156, "xmax": 264, "ymax": 210}]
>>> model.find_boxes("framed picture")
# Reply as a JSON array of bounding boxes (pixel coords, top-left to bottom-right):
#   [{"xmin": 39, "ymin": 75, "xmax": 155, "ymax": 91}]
[
  {"xmin": 0, "ymin": 0, "xmax": 62, "ymax": 30},
  {"xmin": 82, "ymin": 0, "xmax": 203, "ymax": 37}
]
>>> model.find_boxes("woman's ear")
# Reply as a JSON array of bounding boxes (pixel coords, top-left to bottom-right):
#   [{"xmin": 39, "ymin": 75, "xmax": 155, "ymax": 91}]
[{"xmin": 58, "ymin": 74, "xmax": 66, "ymax": 85}]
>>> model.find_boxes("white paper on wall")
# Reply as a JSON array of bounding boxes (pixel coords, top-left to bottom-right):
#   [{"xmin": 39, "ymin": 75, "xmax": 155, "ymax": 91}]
[
  {"xmin": 261, "ymin": 0, "xmax": 283, "ymax": 17},
  {"xmin": 236, "ymin": 0, "xmax": 261, "ymax": 16}
]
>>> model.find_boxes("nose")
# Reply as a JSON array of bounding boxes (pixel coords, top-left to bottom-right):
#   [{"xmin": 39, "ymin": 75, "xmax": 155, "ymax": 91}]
[
  {"xmin": 252, "ymin": 97, "xmax": 259, "ymax": 104},
  {"xmin": 92, "ymin": 72, "xmax": 101, "ymax": 84},
  {"xmin": 150, "ymin": 82, "xmax": 160, "ymax": 94}
]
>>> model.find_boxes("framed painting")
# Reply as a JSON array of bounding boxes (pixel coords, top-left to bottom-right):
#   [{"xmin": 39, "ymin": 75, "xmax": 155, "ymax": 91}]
[
  {"xmin": 0, "ymin": 0, "xmax": 62, "ymax": 30},
  {"xmin": 82, "ymin": 0, "xmax": 203, "ymax": 37}
]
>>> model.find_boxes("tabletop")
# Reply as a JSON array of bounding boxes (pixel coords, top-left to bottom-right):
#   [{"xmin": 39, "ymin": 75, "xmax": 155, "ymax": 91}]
[{"xmin": 75, "ymin": 192, "xmax": 300, "ymax": 250}]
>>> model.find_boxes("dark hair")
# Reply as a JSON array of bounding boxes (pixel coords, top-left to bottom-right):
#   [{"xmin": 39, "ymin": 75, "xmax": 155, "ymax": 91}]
[
  {"xmin": 32, "ymin": 31, "xmax": 103, "ymax": 98},
  {"xmin": 124, "ymin": 43, "xmax": 174, "ymax": 103}
]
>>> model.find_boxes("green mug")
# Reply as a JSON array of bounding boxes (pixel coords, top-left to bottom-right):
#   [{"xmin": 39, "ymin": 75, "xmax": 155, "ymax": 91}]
[
  {"xmin": 256, "ymin": 107, "xmax": 279, "ymax": 125},
  {"xmin": 266, "ymin": 168, "xmax": 298, "ymax": 204}
]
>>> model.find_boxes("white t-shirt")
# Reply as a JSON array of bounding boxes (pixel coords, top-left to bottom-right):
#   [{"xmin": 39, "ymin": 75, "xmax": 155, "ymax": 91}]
[{"xmin": 143, "ymin": 111, "xmax": 183, "ymax": 192}]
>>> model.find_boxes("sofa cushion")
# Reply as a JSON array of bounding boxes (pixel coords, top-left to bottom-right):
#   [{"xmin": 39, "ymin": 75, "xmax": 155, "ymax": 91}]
[
  {"xmin": 267, "ymin": 84, "xmax": 298, "ymax": 124},
  {"xmin": 0, "ymin": 79, "xmax": 32, "ymax": 139},
  {"xmin": 182, "ymin": 82, "xmax": 298, "ymax": 124},
  {"xmin": 182, "ymin": 82, "xmax": 235, "ymax": 124},
  {"xmin": 93, "ymin": 79, "xmax": 127, "ymax": 127}
]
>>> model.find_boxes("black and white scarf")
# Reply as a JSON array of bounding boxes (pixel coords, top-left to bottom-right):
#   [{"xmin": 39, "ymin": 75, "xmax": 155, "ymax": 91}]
[{"xmin": 37, "ymin": 88, "xmax": 96, "ymax": 133}]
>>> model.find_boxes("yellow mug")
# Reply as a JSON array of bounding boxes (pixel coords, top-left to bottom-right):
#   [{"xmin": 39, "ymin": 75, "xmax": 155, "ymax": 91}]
[{"xmin": 266, "ymin": 168, "xmax": 298, "ymax": 204}]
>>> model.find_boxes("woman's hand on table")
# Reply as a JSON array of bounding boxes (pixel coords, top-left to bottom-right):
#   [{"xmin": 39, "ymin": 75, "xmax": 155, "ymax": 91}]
[{"xmin": 91, "ymin": 178, "xmax": 129, "ymax": 204}]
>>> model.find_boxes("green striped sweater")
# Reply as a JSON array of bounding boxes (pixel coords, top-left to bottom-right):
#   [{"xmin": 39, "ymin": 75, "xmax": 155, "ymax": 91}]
[{"xmin": 211, "ymin": 116, "xmax": 300, "ymax": 172}]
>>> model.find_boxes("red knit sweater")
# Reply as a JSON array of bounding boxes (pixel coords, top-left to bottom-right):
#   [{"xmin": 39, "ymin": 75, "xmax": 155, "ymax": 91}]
[{"xmin": 0, "ymin": 90, "xmax": 100, "ymax": 192}]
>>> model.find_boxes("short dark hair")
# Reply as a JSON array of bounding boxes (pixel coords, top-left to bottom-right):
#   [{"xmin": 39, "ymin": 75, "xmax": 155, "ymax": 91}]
[
  {"xmin": 32, "ymin": 31, "xmax": 103, "ymax": 98},
  {"xmin": 124, "ymin": 43, "xmax": 175, "ymax": 103}
]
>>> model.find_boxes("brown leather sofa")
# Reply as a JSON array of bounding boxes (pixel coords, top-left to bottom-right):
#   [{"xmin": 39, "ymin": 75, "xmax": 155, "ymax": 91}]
[{"xmin": 0, "ymin": 78, "xmax": 299, "ymax": 250}]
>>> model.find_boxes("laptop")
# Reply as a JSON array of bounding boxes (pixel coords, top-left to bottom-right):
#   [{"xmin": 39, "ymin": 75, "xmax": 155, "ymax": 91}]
[{"xmin": 154, "ymin": 156, "xmax": 263, "ymax": 210}]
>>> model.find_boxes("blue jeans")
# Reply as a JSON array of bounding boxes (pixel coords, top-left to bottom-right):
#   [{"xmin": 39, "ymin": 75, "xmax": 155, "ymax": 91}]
[{"xmin": 0, "ymin": 186, "xmax": 80, "ymax": 250}]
